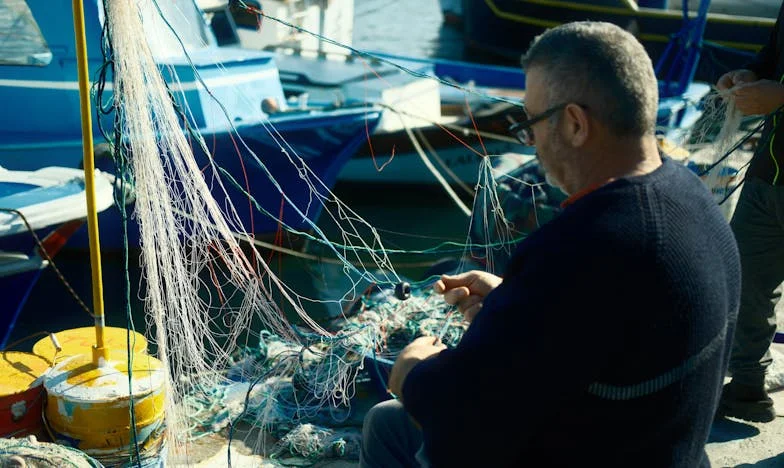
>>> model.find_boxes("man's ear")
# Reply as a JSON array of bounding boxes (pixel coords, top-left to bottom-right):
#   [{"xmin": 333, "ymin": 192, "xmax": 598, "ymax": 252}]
[{"xmin": 563, "ymin": 103, "xmax": 589, "ymax": 147}]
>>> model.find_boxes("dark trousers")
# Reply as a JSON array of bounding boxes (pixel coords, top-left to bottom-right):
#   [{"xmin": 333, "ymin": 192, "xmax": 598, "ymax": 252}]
[
  {"xmin": 359, "ymin": 399, "xmax": 428, "ymax": 468},
  {"xmin": 729, "ymin": 177, "xmax": 782, "ymax": 386}
]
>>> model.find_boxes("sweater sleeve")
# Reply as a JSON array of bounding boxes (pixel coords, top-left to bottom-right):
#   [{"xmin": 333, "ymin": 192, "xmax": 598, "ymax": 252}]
[
  {"xmin": 744, "ymin": 6, "xmax": 782, "ymax": 80},
  {"xmin": 401, "ymin": 235, "xmax": 628, "ymax": 466}
]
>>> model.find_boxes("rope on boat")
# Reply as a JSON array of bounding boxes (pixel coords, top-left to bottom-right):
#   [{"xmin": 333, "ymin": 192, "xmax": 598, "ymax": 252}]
[
  {"xmin": 398, "ymin": 114, "xmax": 473, "ymax": 216},
  {"xmin": 415, "ymin": 128, "xmax": 477, "ymax": 197},
  {"xmin": 0, "ymin": 208, "xmax": 93, "ymax": 319}
]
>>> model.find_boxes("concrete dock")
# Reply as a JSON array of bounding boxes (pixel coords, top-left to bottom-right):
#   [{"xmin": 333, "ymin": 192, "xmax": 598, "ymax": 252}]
[
  {"xmin": 706, "ymin": 341, "xmax": 784, "ymax": 467},
  {"xmin": 171, "ymin": 345, "xmax": 784, "ymax": 467}
]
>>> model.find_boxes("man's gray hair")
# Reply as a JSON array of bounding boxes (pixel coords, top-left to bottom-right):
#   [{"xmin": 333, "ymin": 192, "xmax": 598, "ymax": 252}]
[{"xmin": 520, "ymin": 21, "xmax": 659, "ymax": 137}]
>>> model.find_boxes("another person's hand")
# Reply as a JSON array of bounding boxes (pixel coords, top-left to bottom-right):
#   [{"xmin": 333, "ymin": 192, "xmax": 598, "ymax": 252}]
[
  {"xmin": 387, "ymin": 336, "xmax": 446, "ymax": 400},
  {"xmin": 732, "ymin": 79, "xmax": 784, "ymax": 116},
  {"xmin": 716, "ymin": 69, "xmax": 758, "ymax": 91},
  {"xmin": 433, "ymin": 270, "xmax": 502, "ymax": 323}
]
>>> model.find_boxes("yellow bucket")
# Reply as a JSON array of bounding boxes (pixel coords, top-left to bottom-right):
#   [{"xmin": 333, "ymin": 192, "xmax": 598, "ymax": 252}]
[
  {"xmin": 43, "ymin": 350, "xmax": 165, "ymax": 455},
  {"xmin": 0, "ymin": 351, "xmax": 50, "ymax": 439},
  {"xmin": 33, "ymin": 326, "xmax": 148, "ymax": 364}
]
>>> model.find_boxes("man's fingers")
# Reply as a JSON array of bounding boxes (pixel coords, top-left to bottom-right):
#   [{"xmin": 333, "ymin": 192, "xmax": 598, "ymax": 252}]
[
  {"xmin": 433, "ymin": 279, "xmax": 446, "ymax": 294},
  {"xmin": 731, "ymin": 82, "xmax": 752, "ymax": 94},
  {"xmin": 458, "ymin": 294, "xmax": 483, "ymax": 313},
  {"xmin": 434, "ymin": 271, "xmax": 501, "ymax": 299},
  {"xmin": 463, "ymin": 302, "xmax": 483, "ymax": 323},
  {"xmin": 409, "ymin": 335, "xmax": 448, "ymax": 351},
  {"xmin": 718, "ymin": 70, "xmax": 758, "ymax": 92},
  {"xmin": 442, "ymin": 286, "xmax": 470, "ymax": 305},
  {"xmin": 733, "ymin": 101, "xmax": 755, "ymax": 116},
  {"xmin": 717, "ymin": 74, "xmax": 733, "ymax": 91},
  {"xmin": 411, "ymin": 335, "xmax": 437, "ymax": 346},
  {"xmin": 459, "ymin": 295, "xmax": 484, "ymax": 323},
  {"xmin": 437, "ymin": 272, "xmax": 474, "ymax": 290},
  {"xmin": 732, "ymin": 79, "xmax": 767, "ymax": 94}
]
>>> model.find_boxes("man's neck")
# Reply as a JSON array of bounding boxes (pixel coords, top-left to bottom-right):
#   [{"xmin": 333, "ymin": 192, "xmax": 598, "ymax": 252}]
[{"xmin": 566, "ymin": 136, "xmax": 662, "ymax": 195}]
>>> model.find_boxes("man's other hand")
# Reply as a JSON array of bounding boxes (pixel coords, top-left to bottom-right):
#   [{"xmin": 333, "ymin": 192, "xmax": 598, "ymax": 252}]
[
  {"xmin": 433, "ymin": 270, "xmax": 502, "ymax": 323},
  {"xmin": 732, "ymin": 79, "xmax": 784, "ymax": 116},
  {"xmin": 388, "ymin": 336, "xmax": 447, "ymax": 400},
  {"xmin": 716, "ymin": 69, "xmax": 758, "ymax": 91}
]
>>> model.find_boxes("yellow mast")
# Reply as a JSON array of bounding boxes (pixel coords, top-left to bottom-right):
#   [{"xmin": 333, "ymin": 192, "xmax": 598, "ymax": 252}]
[
  {"xmin": 40, "ymin": 6, "xmax": 167, "ymax": 463},
  {"xmin": 72, "ymin": 0, "xmax": 108, "ymax": 365}
]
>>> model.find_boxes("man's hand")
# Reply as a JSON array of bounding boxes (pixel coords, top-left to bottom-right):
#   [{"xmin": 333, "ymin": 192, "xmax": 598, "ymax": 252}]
[
  {"xmin": 716, "ymin": 69, "xmax": 758, "ymax": 91},
  {"xmin": 387, "ymin": 336, "xmax": 446, "ymax": 400},
  {"xmin": 732, "ymin": 79, "xmax": 784, "ymax": 116},
  {"xmin": 433, "ymin": 270, "xmax": 502, "ymax": 323}
]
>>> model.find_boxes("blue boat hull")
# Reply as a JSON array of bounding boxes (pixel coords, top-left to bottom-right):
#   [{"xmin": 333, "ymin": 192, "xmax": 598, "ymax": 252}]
[
  {"xmin": 0, "ymin": 228, "xmax": 58, "ymax": 256},
  {"xmin": 63, "ymin": 107, "xmax": 381, "ymax": 249},
  {"xmin": 0, "ymin": 0, "xmax": 382, "ymax": 249},
  {"xmin": 0, "ymin": 264, "xmax": 44, "ymax": 349}
]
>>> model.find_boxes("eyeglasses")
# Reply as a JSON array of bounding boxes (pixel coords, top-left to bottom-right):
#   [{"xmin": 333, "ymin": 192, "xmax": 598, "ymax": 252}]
[{"xmin": 507, "ymin": 103, "xmax": 569, "ymax": 146}]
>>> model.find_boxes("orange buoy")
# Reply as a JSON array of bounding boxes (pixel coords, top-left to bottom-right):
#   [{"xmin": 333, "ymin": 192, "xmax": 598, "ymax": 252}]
[{"xmin": 0, "ymin": 351, "xmax": 51, "ymax": 439}]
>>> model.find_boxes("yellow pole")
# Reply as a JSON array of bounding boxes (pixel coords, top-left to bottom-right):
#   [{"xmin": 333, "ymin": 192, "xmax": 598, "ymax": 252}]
[{"xmin": 72, "ymin": 0, "xmax": 108, "ymax": 365}]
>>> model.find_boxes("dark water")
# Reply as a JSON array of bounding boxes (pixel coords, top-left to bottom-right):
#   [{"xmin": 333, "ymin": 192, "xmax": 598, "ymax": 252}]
[{"xmin": 11, "ymin": 188, "xmax": 471, "ymax": 350}]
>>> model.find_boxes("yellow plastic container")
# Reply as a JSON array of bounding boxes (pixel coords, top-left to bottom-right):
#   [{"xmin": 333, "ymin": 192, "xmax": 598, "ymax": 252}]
[
  {"xmin": 43, "ymin": 350, "xmax": 165, "ymax": 452},
  {"xmin": 33, "ymin": 326, "xmax": 148, "ymax": 364},
  {"xmin": 0, "ymin": 351, "xmax": 51, "ymax": 438}
]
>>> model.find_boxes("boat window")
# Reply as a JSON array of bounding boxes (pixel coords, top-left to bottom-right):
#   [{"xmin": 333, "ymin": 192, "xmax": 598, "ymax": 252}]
[
  {"xmin": 0, "ymin": 0, "xmax": 52, "ymax": 66},
  {"xmin": 140, "ymin": 0, "xmax": 211, "ymax": 58}
]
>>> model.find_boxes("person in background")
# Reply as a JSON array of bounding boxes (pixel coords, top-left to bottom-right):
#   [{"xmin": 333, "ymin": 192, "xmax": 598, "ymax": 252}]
[
  {"xmin": 714, "ymin": 0, "xmax": 784, "ymax": 424},
  {"xmin": 359, "ymin": 21, "xmax": 741, "ymax": 468}
]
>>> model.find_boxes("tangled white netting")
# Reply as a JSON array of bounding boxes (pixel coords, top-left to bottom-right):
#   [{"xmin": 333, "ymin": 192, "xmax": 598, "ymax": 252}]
[{"xmin": 101, "ymin": 0, "xmax": 764, "ymax": 464}]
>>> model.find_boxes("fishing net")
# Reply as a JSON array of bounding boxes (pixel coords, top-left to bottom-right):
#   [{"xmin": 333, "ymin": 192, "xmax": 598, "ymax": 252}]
[
  {"xmin": 0, "ymin": 435, "xmax": 103, "ymax": 468},
  {"xmin": 684, "ymin": 90, "xmax": 760, "ymax": 220},
  {"xmin": 95, "ymin": 1, "xmax": 765, "ymax": 465},
  {"xmin": 100, "ymin": 0, "xmax": 478, "ymax": 464}
]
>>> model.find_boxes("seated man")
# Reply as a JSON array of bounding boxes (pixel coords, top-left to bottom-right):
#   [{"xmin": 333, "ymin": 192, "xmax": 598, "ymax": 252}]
[{"xmin": 360, "ymin": 21, "xmax": 740, "ymax": 468}]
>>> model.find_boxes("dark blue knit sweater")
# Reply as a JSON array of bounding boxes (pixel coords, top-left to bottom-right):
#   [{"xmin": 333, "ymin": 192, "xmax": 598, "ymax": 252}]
[{"xmin": 403, "ymin": 158, "xmax": 741, "ymax": 468}]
